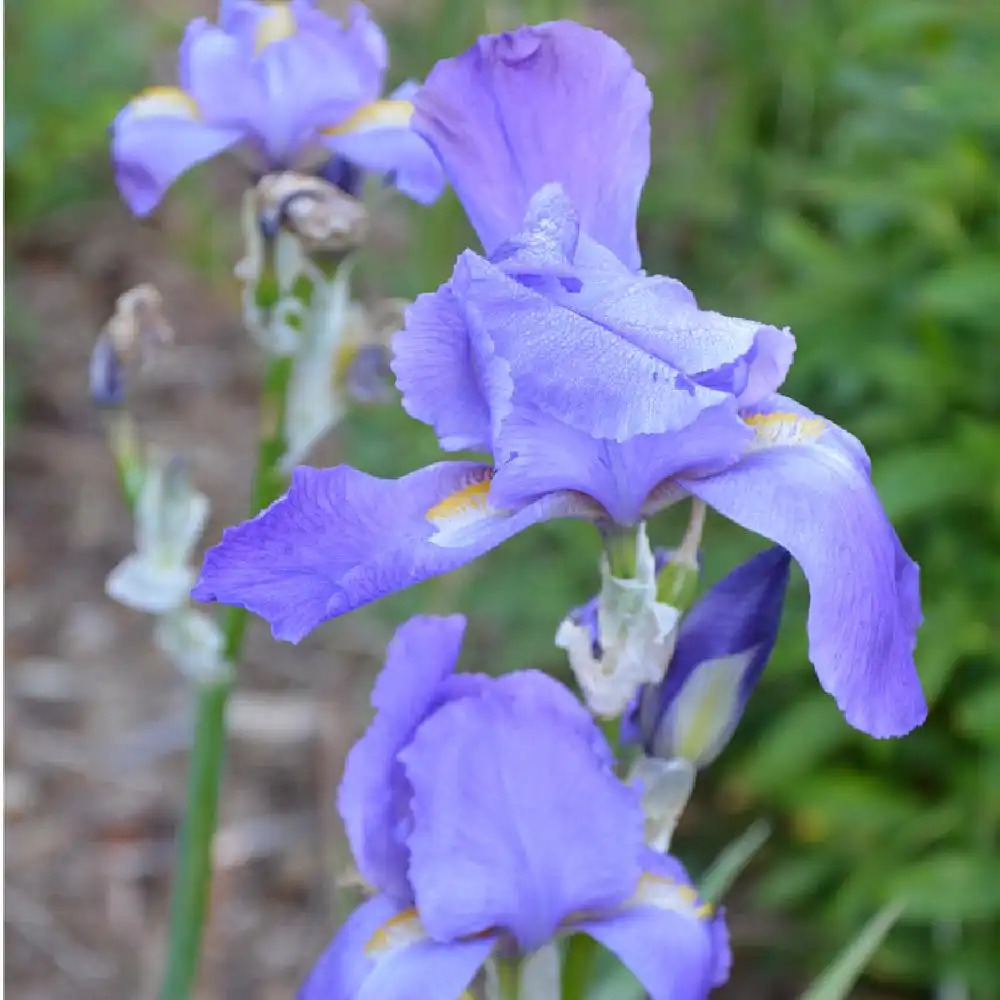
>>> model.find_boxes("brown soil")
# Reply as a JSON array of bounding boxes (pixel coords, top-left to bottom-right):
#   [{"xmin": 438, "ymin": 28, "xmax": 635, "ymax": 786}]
[{"xmin": 5, "ymin": 194, "xmax": 389, "ymax": 999}]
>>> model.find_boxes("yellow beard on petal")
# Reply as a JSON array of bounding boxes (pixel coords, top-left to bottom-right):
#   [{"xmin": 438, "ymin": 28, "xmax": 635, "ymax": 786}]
[
  {"xmin": 424, "ymin": 470, "xmax": 499, "ymax": 547},
  {"xmin": 364, "ymin": 908, "xmax": 426, "ymax": 957},
  {"xmin": 744, "ymin": 412, "xmax": 826, "ymax": 448},
  {"xmin": 255, "ymin": 2, "xmax": 297, "ymax": 54},
  {"xmin": 129, "ymin": 86, "xmax": 200, "ymax": 120},
  {"xmin": 323, "ymin": 99, "xmax": 415, "ymax": 136},
  {"xmin": 426, "ymin": 476, "xmax": 493, "ymax": 525},
  {"xmin": 628, "ymin": 873, "xmax": 715, "ymax": 921}
]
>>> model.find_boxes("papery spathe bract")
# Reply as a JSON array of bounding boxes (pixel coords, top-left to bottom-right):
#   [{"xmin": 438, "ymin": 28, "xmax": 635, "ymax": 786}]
[
  {"xmin": 556, "ymin": 524, "xmax": 681, "ymax": 719},
  {"xmin": 300, "ymin": 615, "xmax": 729, "ymax": 1000},
  {"xmin": 111, "ymin": 1, "xmax": 444, "ymax": 215}
]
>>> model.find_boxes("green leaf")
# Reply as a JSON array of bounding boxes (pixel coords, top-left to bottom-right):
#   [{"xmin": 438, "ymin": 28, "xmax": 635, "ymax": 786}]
[
  {"xmin": 699, "ymin": 819, "xmax": 772, "ymax": 904},
  {"xmin": 890, "ymin": 853, "xmax": 1000, "ymax": 921},
  {"xmin": 954, "ymin": 681, "xmax": 1000, "ymax": 746},
  {"xmin": 800, "ymin": 901, "xmax": 905, "ymax": 1000},
  {"xmin": 728, "ymin": 695, "xmax": 848, "ymax": 797}
]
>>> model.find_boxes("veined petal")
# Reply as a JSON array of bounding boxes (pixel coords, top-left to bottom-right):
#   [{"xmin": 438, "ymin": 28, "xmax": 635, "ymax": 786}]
[
  {"xmin": 254, "ymin": 32, "xmax": 364, "ymax": 164},
  {"xmin": 401, "ymin": 672, "xmax": 644, "ymax": 952},
  {"xmin": 414, "ymin": 22, "xmax": 651, "ymax": 269},
  {"xmin": 323, "ymin": 84, "xmax": 445, "ymax": 204},
  {"xmin": 391, "ymin": 285, "xmax": 494, "ymax": 452},
  {"xmin": 561, "ymin": 262, "xmax": 795, "ymax": 405},
  {"xmin": 192, "ymin": 462, "xmax": 589, "ymax": 641},
  {"xmin": 299, "ymin": 895, "xmax": 494, "ymax": 1000},
  {"xmin": 453, "ymin": 252, "xmax": 731, "ymax": 442},
  {"xmin": 338, "ymin": 615, "xmax": 466, "ymax": 900},
  {"xmin": 178, "ymin": 18, "xmax": 262, "ymax": 128},
  {"xmin": 111, "ymin": 88, "xmax": 244, "ymax": 215},
  {"xmin": 302, "ymin": 1, "xmax": 387, "ymax": 101},
  {"xmin": 491, "ymin": 402, "xmax": 752, "ymax": 524},
  {"xmin": 489, "ymin": 183, "xmax": 582, "ymax": 287},
  {"xmin": 574, "ymin": 856, "xmax": 729, "ymax": 1000},
  {"xmin": 681, "ymin": 401, "xmax": 926, "ymax": 737}
]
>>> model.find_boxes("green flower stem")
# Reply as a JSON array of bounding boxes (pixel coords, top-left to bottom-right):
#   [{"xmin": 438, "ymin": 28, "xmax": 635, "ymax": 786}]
[
  {"xmin": 220, "ymin": 354, "xmax": 295, "ymax": 662},
  {"xmin": 157, "ymin": 676, "xmax": 229, "ymax": 1000},
  {"xmin": 158, "ymin": 353, "xmax": 293, "ymax": 1000},
  {"xmin": 491, "ymin": 955, "xmax": 522, "ymax": 1000},
  {"xmin": 601, "ymin": 523, "xmax": 639, "ymax": 578},
  {"xmin": 561, "ymin": 935, "xmax": 599, "ymax": 1000}
]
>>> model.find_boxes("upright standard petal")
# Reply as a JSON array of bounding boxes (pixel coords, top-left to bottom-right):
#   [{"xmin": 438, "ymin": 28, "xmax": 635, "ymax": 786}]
[
  {"xmin": 111, "ymin": 88, "xmax": 243, "ymax": 215},
  {"xmin": 413, "ymin": 21, "xmax": 651, "ymax": 269},
  {"xmin": 338, "ymin": 615, "xmax": 466, "ymax": 900},
  {"xmin": 401, "ymin": 671, "xmax": 645, "ymax": 952},
  {"xmin": 300, "ymin": 895, "xmax": 494, "ymax": 1000},
  {"xmin": 680, "ymin": 402, "xmax": 925, "ymax": 737},
  {"xmin": 562, "ymin": 262, "xmax": 796, "ymax": 408},
  {"xmin": 192, "ymin": 462, "xmax": 589, "ymax": 641},
  {"xmin": 177, "ymin": 18, "xmax": 261, "ymax": 128},
  {"xmin": 453, "ymin": 252, "xmax": 731, "ymax": 442}
]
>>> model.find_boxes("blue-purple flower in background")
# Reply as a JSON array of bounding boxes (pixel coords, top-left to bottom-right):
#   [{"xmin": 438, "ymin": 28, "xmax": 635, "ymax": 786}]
[
  {"xmin": 111, "ymin": 0, "xmax": 444, "ymax": 215},
  {"xmin": 299, "ymin": 614, "xmax": 729, "ymax": 1000},
  {"xmin": 194, "ymin": 21, "xmax": 925, "ymax": 737}
]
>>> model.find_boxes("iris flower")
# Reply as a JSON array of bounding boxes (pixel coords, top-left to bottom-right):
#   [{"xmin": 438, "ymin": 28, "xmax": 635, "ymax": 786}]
[
  {"xmin": 111, "ymin": 0, "xmax": 443, "ymax": 215},
  {"xmin": 194, "ymin": 21, "xmax": 925, "ymax": 737},
  {"xmin": 300, "ymin": 615, "xmax": 729, "ymax": 1000}
]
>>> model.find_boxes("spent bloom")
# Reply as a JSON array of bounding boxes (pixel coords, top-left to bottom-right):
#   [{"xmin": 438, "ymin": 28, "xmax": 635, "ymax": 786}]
[
  {"xmin": 107, "ymin": 456, "xmax": 210, "ymax": 615},
  {"xmin": 112, "ymin": 0, "xmax": 444, "ymax": 215},
  {"xmin": 194, "ymin": 21, "xmax": 925, "ymax": 737},
  {"xmin": 300, "ymin": 615, "xmax": 729, "ymax": 1000},
  {"xmin": 556, "ymin": 525, "xmax": 681, "ymax": 719}
]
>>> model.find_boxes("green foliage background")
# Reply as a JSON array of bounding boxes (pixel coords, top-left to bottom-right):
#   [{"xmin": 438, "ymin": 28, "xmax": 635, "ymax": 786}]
[{"xmin": 7, "ymin": 0, "xmax": 1000, "ymax": 995}]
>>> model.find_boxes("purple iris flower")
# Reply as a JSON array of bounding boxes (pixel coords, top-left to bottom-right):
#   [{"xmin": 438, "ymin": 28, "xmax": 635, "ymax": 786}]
[
  {"xmin": 193, "ymin": 21, "xmax": 925, "ymax": 738},
  {"xmin": 619, "ymin": 548, "xmax": 792, "ymax": 768},
  {"xmin": 300, "ymin": 614, "xmax": 729, "ymax": 1000},
  {"xmin": 111, "ymin": 0, "xmax": 444, "ymax": 215}
]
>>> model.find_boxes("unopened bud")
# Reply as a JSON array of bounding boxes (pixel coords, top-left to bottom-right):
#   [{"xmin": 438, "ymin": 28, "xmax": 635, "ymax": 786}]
[
  {"xmin": 89, "ymin": 334, "xmax": 126, "ymax": 406},
  {"xmin": 256, "ymin": 172, "xmax": 368, "ymax": 255},
  {"xmin": 624, "ymin": 547, "xmax": 791, "ymax": 769}
]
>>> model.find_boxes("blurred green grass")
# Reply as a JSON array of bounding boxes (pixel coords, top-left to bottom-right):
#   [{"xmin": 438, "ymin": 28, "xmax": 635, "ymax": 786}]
[{"xmin": 6, "ymin": 0, "xmax": 1000, "ymax": 995}]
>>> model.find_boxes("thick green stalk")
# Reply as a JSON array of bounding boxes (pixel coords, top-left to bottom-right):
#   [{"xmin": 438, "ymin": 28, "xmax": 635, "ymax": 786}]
[
  {"xmin": 490, "ymin": 955, "xmax": 522, "ymax": 1000},
  {"xmin": 158, "ymin": 353, "xmax": 293, "ymax": 1000},
  {"xmin": 157, "ymin": 677, "xmax": 229, "ymax": 1000},
  {"xmin": 561, "ymin": 935, "xmax": 599, "ymax": 1000}
]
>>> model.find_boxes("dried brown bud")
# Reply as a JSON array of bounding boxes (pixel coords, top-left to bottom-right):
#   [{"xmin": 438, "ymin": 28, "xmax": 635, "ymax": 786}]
[
  {"xmin": 91, "ymin": 284, "xmax": 173, "ymax": 405},
  {"xmin": 105, "ymin": 283, "xmax": 174, "ymax": 362},
  {"xmin": 255, "ymin": 172, "xmax": 369, "ymax": 255}
]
